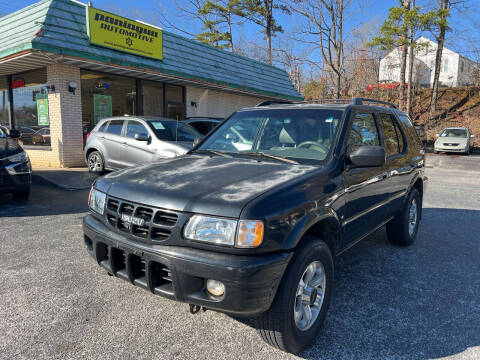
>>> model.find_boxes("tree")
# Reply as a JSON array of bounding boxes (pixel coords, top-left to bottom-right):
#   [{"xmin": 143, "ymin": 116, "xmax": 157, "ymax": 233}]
[
  {"xmin": 240, "ymin": 0, "xmax": 290, "ymax": 64},
  {"xmin": 198, "ymin": 0, "xmax": 246, "ymax": 51},
  {"xmin": 427, "ymin": 0, "xmax": 451, "ymax": 120},
  {"xmin": 288, "ymin": 0, "xmax": 351, "ymax": 99},
  {"xmin": 370, "ymin": 1, "xmax": 412, "ymax": 110}
]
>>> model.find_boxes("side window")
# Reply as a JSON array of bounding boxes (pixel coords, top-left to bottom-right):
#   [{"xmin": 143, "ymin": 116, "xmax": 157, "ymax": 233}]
[
  {"xmin": 190, "ymin": 122, "xmax": 209, "ymax": 135},
  {"xmin": 347, "ymin": 113, "xmax": 380, "ymax": 154},
  {"xmin": 379, "ymin": 113, "xmax": 402, "ymax": 156},
  {"xmin": 126, "ymin": 121, "xmax": 149, "ymax": 138},
  {"xmin": 98, "ymin": 121, "xmax": 108, "ymax": 133},
  {"xmin": 105, "ymin": 120, "xmax": 124, "ymax": 135}
]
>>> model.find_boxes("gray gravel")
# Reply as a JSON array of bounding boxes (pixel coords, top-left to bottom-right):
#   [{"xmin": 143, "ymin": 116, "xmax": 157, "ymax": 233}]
[{"xmin": 0, "ymin": 154, "xmax": 479, "ymax": 359}]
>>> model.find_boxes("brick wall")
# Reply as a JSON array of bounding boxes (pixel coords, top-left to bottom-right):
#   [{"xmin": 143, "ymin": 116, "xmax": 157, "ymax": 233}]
[
  {"xmin": 186, "ymin": 87, "xmax": 263, "ymax": 118},
  {"xmin": 27, "ymin": 64, "xmax": 84, "ymax": 168}
]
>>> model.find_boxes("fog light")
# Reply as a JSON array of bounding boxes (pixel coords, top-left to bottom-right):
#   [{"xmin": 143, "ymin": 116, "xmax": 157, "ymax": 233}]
[{"xmin": 206, "ymin": 279, "xmax": 225, "ymax": 297}]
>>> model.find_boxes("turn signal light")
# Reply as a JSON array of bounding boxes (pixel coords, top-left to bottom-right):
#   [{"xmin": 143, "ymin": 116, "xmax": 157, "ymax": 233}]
[{"xmin": 236, "ymin": 220, "xmax": 264, "ymax": 248}]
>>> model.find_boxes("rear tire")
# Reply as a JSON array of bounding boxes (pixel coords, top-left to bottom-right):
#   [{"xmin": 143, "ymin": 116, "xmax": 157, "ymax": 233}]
[
  {"xmin": 255, "ymin": 237, "xmax": 334, "ymax": 353},
  {"xmin": 386, "ymin": 188, "xmax": 421, "ymax": 246},
  {"xmin": 87, "ymin": 151, "xmax": 105, "ymax": 174}
]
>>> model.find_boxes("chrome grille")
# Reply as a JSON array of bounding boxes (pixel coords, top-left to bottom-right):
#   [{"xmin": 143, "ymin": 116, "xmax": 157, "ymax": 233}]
[{"xmin": 104, "ymin": 196, "xmax": 179, "ymax": 242}]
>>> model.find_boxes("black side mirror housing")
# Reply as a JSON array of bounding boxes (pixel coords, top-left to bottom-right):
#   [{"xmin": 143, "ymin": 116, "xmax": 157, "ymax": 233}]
[
  {"xmin": 349, "ymin": 145, "xmax": 386, "ymax": 168},
  {"xmin": 9, "ymin": 129, "xmax": 21, "ymax": 139},
  {"xmin": 134, "ymin": 133, "xmax": 149, "ymax": 141}
]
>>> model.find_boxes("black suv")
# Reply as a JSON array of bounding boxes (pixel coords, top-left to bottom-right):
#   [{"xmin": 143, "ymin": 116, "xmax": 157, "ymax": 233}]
[
  {"xmin": 83, "ymin": 98, "xmax": 426, "ymax": 353},
  {"xmin": 0, "ymin": 125, "xmax": 32, "ymax": 200}
]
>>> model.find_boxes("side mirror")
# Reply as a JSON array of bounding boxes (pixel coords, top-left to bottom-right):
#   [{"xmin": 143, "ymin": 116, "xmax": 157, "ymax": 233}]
[
  {"xmin": 349, "ymin": 145, "xmax": 386, "ymax": 168},
  {"xmin": 435, "ymin": 133, "xmax": 440, "ymax": 138},
  {"xmin": 470, "ymin": 134, "xmax": 475, "ymax": 138},
  {"xmin": 134, "ymin": 133, "xmax": 149, "ymax": 141},
  {"xmin": 9, "ymin": 129, "xmax": 21, "ymax": 139}
]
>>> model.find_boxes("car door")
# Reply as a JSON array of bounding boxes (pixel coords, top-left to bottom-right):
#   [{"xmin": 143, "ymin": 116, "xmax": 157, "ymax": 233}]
[
  {"xmin": 342, "ymin": 111, "xmax": 390, "ymax": 246},
  {"xmin": 102, "ymin": 119, "xmax": 127, "ymax": 169},
  {"xmin": 377, "ymin": 113, "xmax": 411, "ymax": 218},
  {"xmin": 123, "ymin": 120, "xmax": 155, "ymax": 166}
]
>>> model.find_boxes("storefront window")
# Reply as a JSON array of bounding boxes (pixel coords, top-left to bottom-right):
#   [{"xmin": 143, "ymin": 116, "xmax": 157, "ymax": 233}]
[
  {"xmin": 81, "ymin": 70, "xmax": 136, "ymax": 134},
  {"xmin": 11, "ymin": 69, "xmax": 50, "ymax": 148},
  {"xmin": 0, "ymin": 77, "xmax": 9, "ymax": 127},
  {"xmin": 143, "ymin": 80, "xmax": 163, "ymax": 117},
  {"xmin": 166, "ymin": 84, "xmax": 184, "ymax": 120}
]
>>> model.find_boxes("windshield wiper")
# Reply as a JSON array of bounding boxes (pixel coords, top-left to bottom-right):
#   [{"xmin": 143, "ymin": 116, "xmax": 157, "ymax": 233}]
[
  {"xmin": 240, "ymin": 151, "xmax": 298, "ymax": 164},
  {"xmin": 192, "ymin": 149, "xmax": 232, "ymax": 158}
]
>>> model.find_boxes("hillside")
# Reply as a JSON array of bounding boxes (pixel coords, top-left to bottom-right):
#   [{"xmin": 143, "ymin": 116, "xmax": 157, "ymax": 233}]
[{"xmin": 374, "ymin": 87, "xmax": 480, "ymax": 146}]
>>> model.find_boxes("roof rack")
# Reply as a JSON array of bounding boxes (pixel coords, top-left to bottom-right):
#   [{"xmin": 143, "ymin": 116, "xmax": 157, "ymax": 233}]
[
  {"xmin": 352, "ymin": 98, "xmax": 397, "ymax": 109},
  {"xmin": 256, "ymin": 97, "xmax": 397, "ymax": 109},
  {"xmin": 256, "ymin": 100, "xmax": 293, "ymax": 107}
]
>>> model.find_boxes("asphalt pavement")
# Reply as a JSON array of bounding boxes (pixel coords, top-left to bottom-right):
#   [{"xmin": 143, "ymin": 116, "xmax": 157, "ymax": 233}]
[{"xmin": 0, "ymin": 154, "xmax": 479, "ymax": 359}]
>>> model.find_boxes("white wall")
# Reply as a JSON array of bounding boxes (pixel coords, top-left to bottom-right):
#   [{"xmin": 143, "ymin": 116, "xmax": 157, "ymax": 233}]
[
  {"xmin": 378, "ymin": 37, "xmax": 476, "ymax": 88},
  {"xmin": 186, "ymin": 87, "xmax": 263, "ymax": 118}
]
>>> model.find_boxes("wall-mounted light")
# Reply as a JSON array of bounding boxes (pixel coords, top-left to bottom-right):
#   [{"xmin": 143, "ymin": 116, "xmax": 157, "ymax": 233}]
[
  {"xmin": 46, "ymin": 85, "xmax": 56, "ymax": 93},
  {"xmin": 68, "ymin": 81, "xmax": 78, "ymax": 95},
  {"xmin": 190, "ymin": 101, "xmax": 197, "ymax": 108}
]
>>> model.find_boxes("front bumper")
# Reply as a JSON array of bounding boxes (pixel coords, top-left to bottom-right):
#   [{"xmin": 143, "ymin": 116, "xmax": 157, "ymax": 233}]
[
  {"xmin": 83, "ymin": 214, "xmax": 292, "ymax": 316},
  {"xmin": 434, "ymin": 144, "xmax": 468, "ymax": 153},
  {"xmin": 0, "ymin": 163, "xmax": 31, "ymax": 193}
]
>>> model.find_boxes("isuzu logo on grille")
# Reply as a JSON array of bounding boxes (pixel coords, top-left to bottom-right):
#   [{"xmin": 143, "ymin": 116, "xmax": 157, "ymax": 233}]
[{"xmin": 121, "ymin": 213, "xmax": 145, "ymax": 228}]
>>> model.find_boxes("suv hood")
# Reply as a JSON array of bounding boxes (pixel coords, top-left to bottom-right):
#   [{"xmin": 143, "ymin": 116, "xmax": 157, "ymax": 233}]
[{"xmin": 96, "ymin": 154, "xmax": 317, "ymax": 218}]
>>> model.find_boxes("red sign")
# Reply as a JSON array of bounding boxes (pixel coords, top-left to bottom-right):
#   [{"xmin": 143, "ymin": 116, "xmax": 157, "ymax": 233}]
[{"xmin": 11, "ymin": 80, "xmax": 25, "ymax": 89}]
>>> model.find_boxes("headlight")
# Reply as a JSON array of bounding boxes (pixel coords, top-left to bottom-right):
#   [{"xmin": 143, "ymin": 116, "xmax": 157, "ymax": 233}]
[
  {"xmin": 184, "ymin": 215, "xmax": 237, "ymax": 246},
  {"xmin": 183, "ymin": 215, "xmax": 264, "ymax": 248},
  {"xmin": 89, "ymin": 188, "xmax": 106, "ymax": 215},
  {"xmin": 7, "ymin": 151, "xmax": 28, "ymax": 163}
]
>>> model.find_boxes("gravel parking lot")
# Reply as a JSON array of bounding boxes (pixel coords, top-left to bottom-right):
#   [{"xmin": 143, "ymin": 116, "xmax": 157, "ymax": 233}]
[{"xmin": 1, "ymin": 154, "xmax": 479, "ymax": 360}]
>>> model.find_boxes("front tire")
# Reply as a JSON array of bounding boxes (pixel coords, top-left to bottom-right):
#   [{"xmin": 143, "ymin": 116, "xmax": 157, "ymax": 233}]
[
  {"xmin": 256, "ymin": 237, "xmax": 334, "ymax": 353},
  {"xmin": 87, "ymin": 151, "xmax": 105, "ymax": 174},
  {"xmin": 386, "ymin": 188, "xmax": 421, "ymax": 246}
]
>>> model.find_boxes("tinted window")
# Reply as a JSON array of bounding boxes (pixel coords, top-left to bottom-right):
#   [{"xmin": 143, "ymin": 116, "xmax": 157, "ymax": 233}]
[
  {"xmin": 188, "ymin": 121, "xmax": 210, "ymax": 135},
  {"xmin": 98, "ymin": 122, "xmax": 108, "ymax": 133},
  {"xmin": 148, "ymin": 120, "xmax": 202, "ymax": 142},
  {"xmin": 105, "ymin": 120, "xmax": 124, "ymax": 135},
  {"xmin": 379, "ymin": 113, "xmax": 400, "ymax": 156},
  {"xmin": 347, "ymin": 113, "xmax": 380, "ymax": 154},
  {"xmin": 126, "ymin": 121, "xmax": 149, "ymax": 138}
]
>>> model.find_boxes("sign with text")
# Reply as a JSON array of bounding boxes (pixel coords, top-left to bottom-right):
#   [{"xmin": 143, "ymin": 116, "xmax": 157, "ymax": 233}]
[
  {"xmin": 37, "ymin": 98, "xmax": 49, "ymax": 126},
  {"xmin": 87, "ymin": 7, "xmax": 163, "ymax": 61},
  {"xmin": 93, "ymin": 94, "xmax": 112, "ymax": 125}
]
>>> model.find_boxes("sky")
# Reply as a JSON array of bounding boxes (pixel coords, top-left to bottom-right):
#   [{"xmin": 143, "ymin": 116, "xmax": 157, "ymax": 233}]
[{"xmin": 0, "ymin": 0, "xmax": 478, "ymax": 69}]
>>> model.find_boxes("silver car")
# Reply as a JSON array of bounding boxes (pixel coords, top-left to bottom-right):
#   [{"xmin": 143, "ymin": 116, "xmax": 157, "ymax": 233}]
[
  {"xmin": 84, "ymin": 116, "xmax": 202, "ymax": 173},
  {"xmin": 434, "ymin": 127, "xmax": 475, "ymax": 154}
]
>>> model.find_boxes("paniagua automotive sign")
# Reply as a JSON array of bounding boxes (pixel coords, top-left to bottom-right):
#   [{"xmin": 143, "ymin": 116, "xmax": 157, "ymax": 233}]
[{"xmin": 86, "ymin": 7, "xmax": 163, "ymax": 60}]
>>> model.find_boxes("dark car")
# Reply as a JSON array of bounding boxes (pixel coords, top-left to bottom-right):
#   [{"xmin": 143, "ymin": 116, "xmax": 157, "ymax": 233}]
[
  {"xmin": 183, "ymin": 117, "xmax": 222, "ymax": 135},
  {"xmin": 0, "ymin": 125, "xmax": 32, "ymax": 199},
  {"xmin": 83, "ymin": 98, "xmax": 426, "ymax": 353}
]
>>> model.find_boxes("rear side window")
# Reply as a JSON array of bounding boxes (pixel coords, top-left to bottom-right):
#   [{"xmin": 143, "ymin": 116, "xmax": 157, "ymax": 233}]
[
  {"xmin": 98, "ymin": 121, "xmax": 108, "ymax": 133},
  {"xmin": 105, "ymin": 120, "xmax": 124, "ymax": 135},
  {"xmin": 189, "ymin": 121, "xmax": 210, "ymax": 135},
  {"xmin": 379, "ymin": 113, "xmax": 405, "ymax": 156},
  {"xmin": 347, "ymin": 113, "xmax": 380, "ymax": 154}
]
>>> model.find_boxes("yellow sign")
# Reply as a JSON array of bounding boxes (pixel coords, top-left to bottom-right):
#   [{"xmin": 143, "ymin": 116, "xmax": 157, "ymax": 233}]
[{"xmin": 87, "ymin": 7, "xmax": 163, "ymax": 60}]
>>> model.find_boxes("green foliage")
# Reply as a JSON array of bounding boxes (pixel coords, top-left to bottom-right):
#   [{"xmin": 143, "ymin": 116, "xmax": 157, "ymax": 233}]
[
  {"xmin": 240, "ymin": 0, "xmax": 290, "ymax": 37},
  {"xmin": 195, "ymin": 0, "xmax": 246, "ymax": 49}
]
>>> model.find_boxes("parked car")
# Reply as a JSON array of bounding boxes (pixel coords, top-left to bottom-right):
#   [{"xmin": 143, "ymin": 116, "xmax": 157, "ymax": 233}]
[
  {"xmin": 183, "ymin": 117, "xmax": 222, "ymax": 135},
  {"xmin": 84, "ymin": 116, "xmax": 203, "ymax": 173},
  {"xmin": 0, "ymin": 125, "xmax": 32, "ymax": 199},
  {"xmin": 83, "ymin": 98, "xmax": 426, "ymax": 353},
  {"xmin": 32, "ymin": 128, "xmax": 51, "ymax": 145},
  {"xmin": 366, "ymin": 80, "xmax": 408, "ymax": 91},
  {"xmin": 18, "ymin": 126, "xmax": 37, "ymax": 145},
  {"xmin": 434, "ymin": 127, "xmax": 474, "ymax": 154}
]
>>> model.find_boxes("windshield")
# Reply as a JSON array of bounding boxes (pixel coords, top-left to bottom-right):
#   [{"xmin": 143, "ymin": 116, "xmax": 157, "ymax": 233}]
[
  {"xmin": 148, "ymin": 119, "xmax": 202, "ymax": 142},
  {"xmin": 198, "ymin": 108, "xmax": 343, "ymax": 163},
  {"xmin": 441, "ymin": 129, "xmax": 468, "ymax": 138}
]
